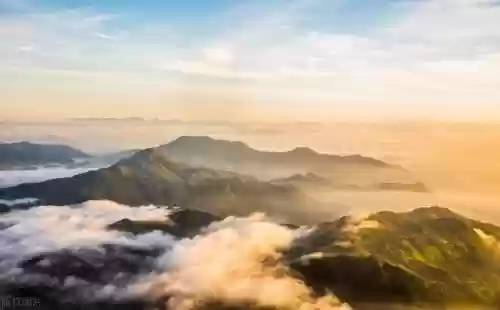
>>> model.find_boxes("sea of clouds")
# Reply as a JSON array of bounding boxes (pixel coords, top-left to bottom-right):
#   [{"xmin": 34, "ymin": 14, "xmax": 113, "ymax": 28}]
[{"xmin": 0, "ymin": 200, "xmax": 350, "ymax": 310}]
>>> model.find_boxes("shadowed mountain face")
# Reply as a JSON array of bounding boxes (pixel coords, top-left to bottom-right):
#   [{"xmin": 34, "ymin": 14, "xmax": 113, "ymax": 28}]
[
  {"xmin": 0, "ymin": 142, "xmax": 89, "ymax": 169},
  {"xmin": 0, "ymin": 149, "xmax": 337, "ymax": 224},
  {"xmin": 109, "ymin": 208, "xmax": 222, "ymax": 238},
  {"xmin": 158, "ymin": 136, "xmax": 426, "ymax": 191},
  {"xmin": 287, "ymin": 206, "xmax": 500, "ymax": 307}
]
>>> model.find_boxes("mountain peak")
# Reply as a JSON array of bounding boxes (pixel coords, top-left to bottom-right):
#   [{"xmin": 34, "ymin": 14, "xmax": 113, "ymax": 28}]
[
  {"xmin": 290, "ymin": 146, "xmax": 317, "ymax": 156},
  {"xmin": 0, "ymin": 141, "xmax": 89, "ymax": 168},
  {"xmin": 369, "ymin": 206, "xmax": 460, "ymax": 223},
  {"xmin": 408, "ymin": 205, "xmax": 460, "ymax": 218},
  {"xmin": 168, "ymin": 136, "xmax": 249, "ymax": 149}
]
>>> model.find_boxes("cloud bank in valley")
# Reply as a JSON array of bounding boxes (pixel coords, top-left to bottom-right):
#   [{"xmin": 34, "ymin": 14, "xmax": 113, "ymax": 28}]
[
  {"xmin": 135, "ymin": 214, "xmax": 346, "ymax": 310},
  {"xmin": 0, "ymin": 197, "xmax": 38, "ymax": 207},
  {"xmin": 0, "ymin": 200, "xmax": 350, "ymax": 309},
  {"xmin": 0, "ymin": 165, "xmax": 102, "ymax": 188}
]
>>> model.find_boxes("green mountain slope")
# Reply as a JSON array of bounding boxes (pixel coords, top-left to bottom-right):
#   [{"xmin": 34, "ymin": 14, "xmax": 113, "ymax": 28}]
[{"xmin": 288, "ymin": 206, "xmax": 500, "ymax": 307}]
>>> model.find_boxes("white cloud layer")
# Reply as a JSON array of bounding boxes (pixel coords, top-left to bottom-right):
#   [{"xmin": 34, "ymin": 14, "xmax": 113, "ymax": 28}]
[
  {"xmin": 0, "ymin": 166, "xmax": 101, "ymax": 188},
  {"xmin": 0, "ymin": 201, "xmax": 171, "ymax": 267},
  {"xmin": 134, "ymin": 214, "xmax": 347, "ymax": 310},
  {"xmin": 0, "ymin": 200, "xmax": 350, "ymax": 309},
  {"xmin": 0, "ymin": 197, "xmax": 38, "ymax": 206}
]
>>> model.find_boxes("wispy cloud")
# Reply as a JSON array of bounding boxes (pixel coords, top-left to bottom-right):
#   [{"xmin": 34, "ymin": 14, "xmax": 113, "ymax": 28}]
[{"xmin": 1, "ymin": 0, "xmax": 500, "ymax": 119}]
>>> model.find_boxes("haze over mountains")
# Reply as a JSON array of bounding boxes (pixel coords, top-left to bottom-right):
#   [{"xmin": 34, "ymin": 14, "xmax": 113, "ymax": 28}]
[
  {"xmin": 0, "ymin": 136, "xmax": 499, "ymax": 309},
  {"xmin": 2, "ymin": 120, "xmax": 499, "ymax": 193},
  {"xmin": 0, "ymin": 142, "xmax": 89, "ymax": 169},
  {"xmin": 0, "ymin": 137, "xmax": 428, "ymax": 223},
  {"xmin": 160, "ymin": 136, "xmax": 426, "ymax": 191},
  {"xmin": 0, "ymin": 147, "xmax": 328, "ymax": 224}
]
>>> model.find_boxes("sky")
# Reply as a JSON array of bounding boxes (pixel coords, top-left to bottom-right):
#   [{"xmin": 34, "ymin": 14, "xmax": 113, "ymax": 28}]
[{"xmin": 1, "ymin": 0, "xmax": 500, "ymax": 121}]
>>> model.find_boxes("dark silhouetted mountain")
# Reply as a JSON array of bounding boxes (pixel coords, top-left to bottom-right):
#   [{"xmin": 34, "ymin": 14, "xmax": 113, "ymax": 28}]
[
  {"xmin": 0, "ymin": 142, "xmax": 89, "ymax": 168},
  {"xmin": 109, "ymin": 208, "xmax": 221, "ymax": 238},
  {"xmin": 0, "ymin": 148, "xmax": 333, "ymax": 224},
  {"xmin": 158, "ymin": 136, "xmax": 426, "ymax": 191},
  {"xmin": 287, "ymin": 206, "xmax": 500, "ymax": 307}
]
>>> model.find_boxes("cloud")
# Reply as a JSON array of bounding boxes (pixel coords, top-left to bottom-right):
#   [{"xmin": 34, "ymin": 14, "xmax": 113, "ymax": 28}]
[
  {"xmin": 0, "ymin": 197, "xmax": 38, "ymax": 206},
  {"xmin": 3, "ymin": 0, "xmax": 500, "ymax": 79},
  {"xmin": 0, "ymin": 200, "xmax": 170, "ymax": 261},
  {"xmin": 130, "ymin": 213, "xmax": 348, "ymax": 310},
  {"xmin": 2, "ymin": 0, "xmax": 500, "ymax": 119},
  {"xmin": 133, "ymin": 215, "xmax": 339, "ymax": 310},
  {"xmin": 0, "ymin": 201, "xmax": 350, "ymax": 309},
  {"xmin": 0, "ymin": 200, "xmax": 174, "ymax": 301},
  {"xmin": 0, "ymin": 165, "xmax": 103, "ymax": 188}
]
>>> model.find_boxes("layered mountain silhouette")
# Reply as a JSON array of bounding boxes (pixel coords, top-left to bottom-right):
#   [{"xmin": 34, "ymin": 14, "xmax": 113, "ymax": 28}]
[
  {"xmin": 272, "ymin": 173, "xmax": 428, "ymax": 192},
  {"xmin": 158, "ymin": 136, "xmax": 427, "ymax": 191},
  {"xmin": 0, "ymin": 148, "xmax": 337, "ymax": 223},
  {"xmin": 0, "ymin": 142, "xmax": 89, "ymax": 169}
]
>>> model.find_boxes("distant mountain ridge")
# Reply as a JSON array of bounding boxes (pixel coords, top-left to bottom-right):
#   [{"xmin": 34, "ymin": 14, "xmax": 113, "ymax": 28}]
[
  {"xmin": 159, "ymin": 136, "xmax": 426, "ymax": 191},
  {"xmin": 0, "ymin": 141, "xmax": 89, "ymax": 169},
  {"xmin": 162, "ymin": 136, "xmax": 389, "ymax": 168},
  {"xmin": 0, "ymin": 137, "xmax": 426, "ymax": 192},
  {"xmin": 272, "ymin": 172, "xmax": 429, "ymax": 192}
]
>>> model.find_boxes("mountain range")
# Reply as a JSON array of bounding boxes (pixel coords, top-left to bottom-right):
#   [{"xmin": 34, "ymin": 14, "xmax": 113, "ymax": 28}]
[
  {"xmin": 0, "ymin": 148, "xmax": 334, "ymax": 224},
  {"xmin": 159, "ymin": 136, "xmax": 424, "ymax": 191},
  {"xmin": 0, "ymin": 142, "xmax": 89, "ymax": 169},
  {"xmin": 0, "ymin": 136, "xmax": 498, "ymax": 309},
  {"xmin": 0, "ymin": 136, "xmax": 426, "ymax": 192},
  {"xmin": 0, "ymin": 136, "xmax": 429, "ymax": 223}
]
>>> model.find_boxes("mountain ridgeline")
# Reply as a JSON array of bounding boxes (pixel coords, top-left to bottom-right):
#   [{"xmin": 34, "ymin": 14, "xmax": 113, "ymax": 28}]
[
  {"xmin": 159, "ymin": 136, "xmax": 427, "ymax": 191},
  {"xmin": 0, "ymin": 136, "xmax": 428, "ymax": 223},
  {"xmin": 0, "ymin": 148, "xmax": 336, "ymax": 224},
  {"xmin": 0, "ymin": 142, "xmax": 89, "ymax": 169},
  {"xmin": 288, "ymin": 206, "xmax": 500, "ymax": 307}
]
